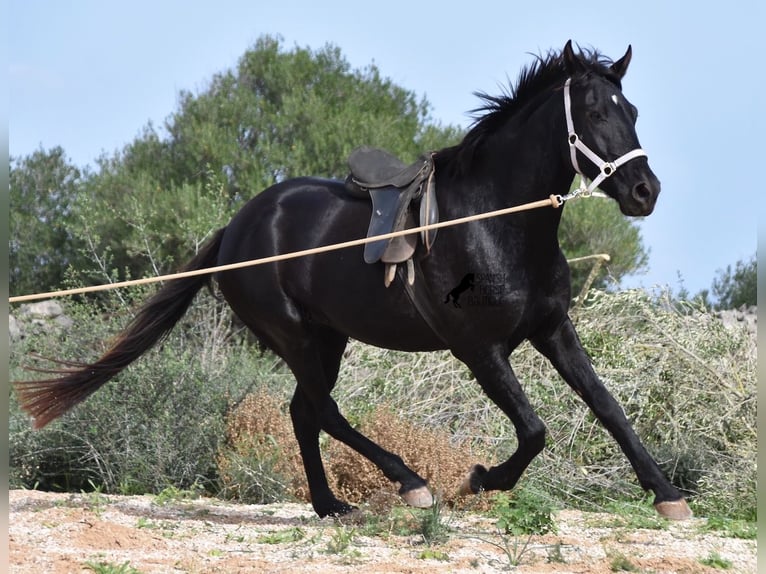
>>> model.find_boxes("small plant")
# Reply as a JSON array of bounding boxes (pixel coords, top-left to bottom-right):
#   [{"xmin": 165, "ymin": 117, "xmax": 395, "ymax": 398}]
[
  {"xmin": 135, "ymin": 517, "xmax": 158, "ymax": 529},
  {"xmin": 609, "ymin": 551, "xmax": 639, "ymax": 572},
  {"xmin": 136, "ymin": 518, "xmax": 178, "ymax": 538},
  {"xmin": 357, "ymin": 504, "xmax": 413, "ymax": 539},
  {"xmin": 81, "ymin": 481, "xmax": 110, "ymax": 516},
  {"xmin": 490, "ymin": 488, "xmax": 557, "ymax": 536},
  {"xmin": 257, "ymin": 527, "xmax": 306, "ymax": 544},
  {"xmin": 224, "ymin": 531, "xmax": 246, "ymax": 543},
  {"xmin": 699, "ymin": 551, "xmax": 732, "ymax": 570},
  {"xmin": 153, "ymin": 483, "xmax": 203, "ymax": 506},
  {"xmin": 417, "ymin": 499, "xmax": 451, "ymax": 545},
  {"xmin": 418, "ymin": 548, "xmax": 450, "ymax": 561},
  {"xmin": 494, "ymin": 534, "xmax": 534, "ymax": 568},
  {"xmin": 699, "ymin": 516, "xmax": 756, "ymax": 540},
  {"xmin": 324, "ymin": 526, "xmax": 357, "ymax": 554},
  {"xmin": 466, "ymin": 488, "xmax": 557, "ymax": 569},
  {"xmin": 546, "ymin": 541, "xmax": 566, "ymax": 563},
  {"xmin": 598, "ymin": 497, "xmax": 669, "ymax": 530},
  {"xmin": 83, "ymin": 561, "xmax": 142, "ymax": 574},
  {"xmin": 359, "ymin": 500, "xmax": 452, "ymax": 544}
]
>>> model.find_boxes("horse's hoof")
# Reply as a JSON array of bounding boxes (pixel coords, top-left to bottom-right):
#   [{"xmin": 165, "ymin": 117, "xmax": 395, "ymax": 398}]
[
  {"xmin": 400, "ymin": 485, "xmax": 434, "ymax": 508},
  {"xmin": 458, "ymin": 464, "xmax": 488, "ymax": 496},
  {"xmin": 458, "ymin": 477, "xmax": 473, "ymax": 496},
  {"xmin": 654, "ymin": 498, "xmax": 693, "ymax": 520},
  {"xmin": 316, "ymin": 500, "xmax": 357, "ymax": 519}
]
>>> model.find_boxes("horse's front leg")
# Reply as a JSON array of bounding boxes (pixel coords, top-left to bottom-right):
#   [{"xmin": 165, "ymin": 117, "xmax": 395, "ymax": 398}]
[
  {"xmin": 458, "ymin": 345, "xmax": 547, "ymax": 494},
  {"xmin": 530, "ymin": 316, "xmax": 692, "ymax": 520}
]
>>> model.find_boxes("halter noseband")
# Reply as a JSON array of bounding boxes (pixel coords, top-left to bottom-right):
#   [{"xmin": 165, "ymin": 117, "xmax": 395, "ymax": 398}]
[{"xmin": 563, "ymin": 78, "xmax": 647, "ymax": 198}]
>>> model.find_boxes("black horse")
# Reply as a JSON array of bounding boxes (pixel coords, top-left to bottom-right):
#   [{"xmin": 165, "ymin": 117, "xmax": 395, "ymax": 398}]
[{"xmin": 14, "ymin": 42, "xmax": 692, "ymax": 520}]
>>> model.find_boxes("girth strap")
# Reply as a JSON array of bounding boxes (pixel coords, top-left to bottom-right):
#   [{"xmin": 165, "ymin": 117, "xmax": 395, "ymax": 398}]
[{"xmin": 399, "ymin": 257, "xmax": 450, "ymax": 346}]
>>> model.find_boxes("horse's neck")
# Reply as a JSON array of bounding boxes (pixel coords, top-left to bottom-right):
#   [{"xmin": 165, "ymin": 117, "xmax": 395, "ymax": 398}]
[{"xmin": 439, "ymin": 100, "xmax": 572, "ymax": 222}]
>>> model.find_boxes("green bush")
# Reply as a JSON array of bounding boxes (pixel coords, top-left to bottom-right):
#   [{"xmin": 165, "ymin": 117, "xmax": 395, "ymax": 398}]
[
  {"xmin": 9, "ymin": 290, "xmax": 286, "ymax": 495},
  {"xmin": 489, "ymin": 488, "xmax": 557, "ymax": 536}
]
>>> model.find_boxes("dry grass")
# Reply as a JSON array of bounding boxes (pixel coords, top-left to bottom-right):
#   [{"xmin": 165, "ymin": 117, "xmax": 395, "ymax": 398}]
[
  {"xmin": 218, "ymin": 393, "xmax": 480, "ymax": 507},
  {"xmin": 217, "ymin": 392, "xmax": 306, "ymax": 503},
  {"xmin": 323, "ymin": 404, "xmax": 477, "ymax": 505}
]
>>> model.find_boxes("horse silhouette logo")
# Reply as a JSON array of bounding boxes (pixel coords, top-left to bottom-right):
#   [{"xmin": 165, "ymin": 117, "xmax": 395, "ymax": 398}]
[{"xmin": 444, "ymin": 273, "xmax": 475, "ymax": 308}]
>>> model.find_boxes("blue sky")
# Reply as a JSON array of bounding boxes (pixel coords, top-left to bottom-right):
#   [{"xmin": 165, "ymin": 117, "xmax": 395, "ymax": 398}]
[{"xmin": 9, "ymin": 0, "xmax": 761, "ymax": 296}]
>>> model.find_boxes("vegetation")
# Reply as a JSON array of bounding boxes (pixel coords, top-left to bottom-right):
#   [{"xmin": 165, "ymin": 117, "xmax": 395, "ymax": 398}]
[
  {"xmin": 608, "ymin": 552, "xmax": 639, "ymax": 572},
  {"xmin": 559, "ymin": 189, "xmax": 648, "ymax": 292},
  {"xmin": 693, "ymin": 253, "xmax": 757, "ymax": 310},
  {"xmin": 489, "ymin": 489, "xmax": 557, "ymax": 536},
  {"xmin": 699, "ymin": 551, "xmax": 733, "ymax": 570},
  {"xmin": 83, "ymin": 561, "xmax": 143, "ymax": 574},
  {"xmin": 10, "ymin": 288, "xmax": 755, "ymax": 525},
  {"xmin": 9, "ymin": 147, "xmax": 87, "ymax": 297}
]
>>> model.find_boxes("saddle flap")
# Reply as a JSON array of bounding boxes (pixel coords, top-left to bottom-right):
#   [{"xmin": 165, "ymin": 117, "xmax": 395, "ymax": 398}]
[{"xmin": 363, "ymin": 186, "xmax": 401, "ymax": 264}]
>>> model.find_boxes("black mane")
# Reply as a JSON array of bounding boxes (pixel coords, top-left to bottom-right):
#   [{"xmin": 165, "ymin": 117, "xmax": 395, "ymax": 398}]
[{"xmin": 439, "ymin": 47, "xmax": 621, "ymax": 173}]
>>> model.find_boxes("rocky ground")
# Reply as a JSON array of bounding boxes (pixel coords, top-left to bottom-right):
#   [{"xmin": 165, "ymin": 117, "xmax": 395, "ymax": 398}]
[{"xmin": 9, "ymin": 490, "xmax": 756, "ymax": 574}]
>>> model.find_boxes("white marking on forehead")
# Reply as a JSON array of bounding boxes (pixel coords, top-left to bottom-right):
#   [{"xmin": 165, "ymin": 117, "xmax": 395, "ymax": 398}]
[{"xmin": 611, "ymin": 94, "xmax": 619, "ymax": 105}]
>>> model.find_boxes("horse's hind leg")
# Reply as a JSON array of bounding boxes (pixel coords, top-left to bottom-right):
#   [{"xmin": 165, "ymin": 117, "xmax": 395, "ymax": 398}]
[
  {"xmin": 289, "ymin": 387, "xmax": 351, "ymax": 517},
  {"xmin": 286, "ymin": 329, "xmax": 432, "ymax": 517}
]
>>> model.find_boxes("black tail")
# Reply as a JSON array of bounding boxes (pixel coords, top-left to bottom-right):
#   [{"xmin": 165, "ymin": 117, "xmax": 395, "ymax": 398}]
[{"xmin": 13, "ymin": 227, "xmax": 227, "ymax": 429}]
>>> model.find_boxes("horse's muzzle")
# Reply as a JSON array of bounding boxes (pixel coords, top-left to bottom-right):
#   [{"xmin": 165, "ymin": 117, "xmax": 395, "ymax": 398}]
[{"xmin": 618, "ymin": 174, "xmax": 660, "ymax": 216}]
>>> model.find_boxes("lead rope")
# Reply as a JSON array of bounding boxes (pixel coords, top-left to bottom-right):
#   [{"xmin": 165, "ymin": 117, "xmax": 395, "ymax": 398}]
[{"xmin": 9, "ymin": 195, "xmax": 571, "ymax": 304}]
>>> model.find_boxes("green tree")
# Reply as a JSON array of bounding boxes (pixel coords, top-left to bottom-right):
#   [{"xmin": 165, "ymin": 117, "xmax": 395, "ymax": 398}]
[
  {"xmin": 70, "ymin": 36, "xmax": 461, "ymax": 282},
  {"xmin": 164, "ymin": 35, "xmax": 461, "ymax": 192},
  {"xmin": 709, "ymin": 254, "xmax": 756, "ymax": 309},
  {"xmin": 9, "ymin": 147, "xmax": 86, "ymax": 297},
  {"xmin": 558, "ymin": 184, "xmax": 648, "ymax": 293}
]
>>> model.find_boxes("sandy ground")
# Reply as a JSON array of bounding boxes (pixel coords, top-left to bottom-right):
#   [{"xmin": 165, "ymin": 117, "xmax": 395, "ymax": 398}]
[{"xmin": 8, "ymin": 489, "xmax": 756, "ymax": 573}]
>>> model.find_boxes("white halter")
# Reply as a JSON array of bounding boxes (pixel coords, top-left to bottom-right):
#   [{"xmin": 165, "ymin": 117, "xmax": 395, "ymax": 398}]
[{"xmin": 563, "ymin": 78, "xmax": 647, "ymax": 199}]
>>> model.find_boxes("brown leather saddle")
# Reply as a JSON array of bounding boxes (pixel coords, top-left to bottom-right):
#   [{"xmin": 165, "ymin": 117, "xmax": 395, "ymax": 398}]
[{"xmin": 344, "ymin": 146, "xmax": 438, "ymax": 286}]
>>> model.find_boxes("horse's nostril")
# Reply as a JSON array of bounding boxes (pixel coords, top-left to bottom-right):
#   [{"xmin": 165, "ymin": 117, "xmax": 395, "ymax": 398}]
[{"xmin": 632, "ymin": 182, "xmax": 653, "ymax": 203}]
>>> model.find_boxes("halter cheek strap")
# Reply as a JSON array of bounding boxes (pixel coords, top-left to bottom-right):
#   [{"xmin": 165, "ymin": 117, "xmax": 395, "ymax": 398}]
[{"xmin": 563, "ymin": 78, "xmax": 647, "ymax": 198}]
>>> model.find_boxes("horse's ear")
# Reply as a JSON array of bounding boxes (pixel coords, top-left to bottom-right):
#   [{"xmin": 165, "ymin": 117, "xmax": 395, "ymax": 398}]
[
  {"xmin": 563, "ymin": 40, "xmax": 585, "ymax": 76},
  {"xmin": 610, "ymin": 45, "xmax": 633, "ymax": 79}
]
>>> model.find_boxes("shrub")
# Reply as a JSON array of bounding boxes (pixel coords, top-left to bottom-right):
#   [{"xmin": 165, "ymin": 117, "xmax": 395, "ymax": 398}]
[
  {"xmin": 9, "ymin": 290, "xmax": 282, "ymax": 495},
  {"xmin": 217, "ymin": 396, "xmax": 478, "ymax": 508},
  {"xmin": 216, "ymin": 391, "xmax": 305, "ymax": 503},
  {"xmin": 323, "ymin": 404, "xmax": 476, "ymax": 505}
]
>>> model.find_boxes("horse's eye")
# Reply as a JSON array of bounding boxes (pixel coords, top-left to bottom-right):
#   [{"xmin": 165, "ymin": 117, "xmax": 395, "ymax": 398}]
[{"xmin": 588, "ymin": 110, "xmax": 605, "ymax": 123}]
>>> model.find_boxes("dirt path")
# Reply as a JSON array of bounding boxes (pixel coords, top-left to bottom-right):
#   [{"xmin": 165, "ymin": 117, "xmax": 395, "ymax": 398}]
[{"xmin": 9, "ymin": 490, "xmax": 756, "ymax": 573}]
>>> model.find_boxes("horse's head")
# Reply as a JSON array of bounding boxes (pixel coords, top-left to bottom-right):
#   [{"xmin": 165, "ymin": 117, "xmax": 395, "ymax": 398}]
[{"xmin": 562, "ymin": 41, "xmax": 660, "ymax": 216}]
